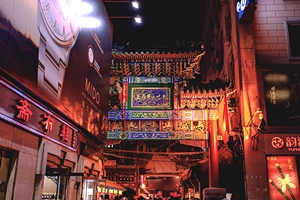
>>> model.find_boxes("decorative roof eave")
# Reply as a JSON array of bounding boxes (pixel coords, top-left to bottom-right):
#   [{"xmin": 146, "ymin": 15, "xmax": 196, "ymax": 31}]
[
  {"xmin": 180, "ymin": 87, "xmax": 229, "ymax": 99},
  {"xmin": 112, "ymin": 50, "xmax": 204, "ymax": 61}
]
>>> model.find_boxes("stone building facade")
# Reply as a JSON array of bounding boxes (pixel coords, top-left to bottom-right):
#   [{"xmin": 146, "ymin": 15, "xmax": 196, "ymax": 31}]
[{"xmin": 202, "ymin": 0, "xmax": 300, "ymax": 199}]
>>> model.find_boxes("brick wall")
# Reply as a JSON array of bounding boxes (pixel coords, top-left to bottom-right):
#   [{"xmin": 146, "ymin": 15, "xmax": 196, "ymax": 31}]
[{"xmin": 253, "ymin": 0, "xmax": 300, "ymax": 64}]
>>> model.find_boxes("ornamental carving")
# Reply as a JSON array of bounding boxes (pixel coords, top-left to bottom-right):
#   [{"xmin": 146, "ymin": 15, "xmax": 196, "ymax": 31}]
[
  {"xmin": 177, "ymin": 121, "xmax": 191, "ymax": 131},
  {"xmin": 162, "ymin": 121, "xmax": 174, "ymax": 131},
  {"xmin": 109, "ymin": 121, "xmax": 123, "ymax": 131},
  {"xmin": 107, "ymin": 51, "xmax": 230, "ymax": 141},
  {"xmin": 141, "ymin": 121, "xmax": 160, "ymax": 132},
  {"xmin": 126, "ymin": 121, "xmax": 139, "ymax": 131}
]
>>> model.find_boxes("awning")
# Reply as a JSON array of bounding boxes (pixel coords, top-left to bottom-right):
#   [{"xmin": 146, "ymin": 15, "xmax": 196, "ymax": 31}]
[{"xmin": 98, "ymin": 180, "xmax": 126, "ymax": 191}]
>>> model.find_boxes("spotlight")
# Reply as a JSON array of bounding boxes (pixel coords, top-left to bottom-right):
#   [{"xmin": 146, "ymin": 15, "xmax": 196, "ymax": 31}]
[
  {"xmin": 134, "ymin": 15, "xmax": 142, "ymax": 23},
  {"xmin": 131, "ymin": 1, "xmax": 139, "ymax": 9}
]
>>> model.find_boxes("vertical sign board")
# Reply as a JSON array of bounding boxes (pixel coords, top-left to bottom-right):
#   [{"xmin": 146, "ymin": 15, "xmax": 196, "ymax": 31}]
[
  {"xmin": 0, "ymin": 0, "xmax": 113, "ymax": 141},
  {"xmin": 263, "ymin": 70, "xmax": 300, "ymax": 127},
  {"xmin": 267, "ymin": 156, "xmax": 300, "ymax": 200},
  {"xmin": 265, "ymin": 134, "xmax": 300, "ymax": 200}
]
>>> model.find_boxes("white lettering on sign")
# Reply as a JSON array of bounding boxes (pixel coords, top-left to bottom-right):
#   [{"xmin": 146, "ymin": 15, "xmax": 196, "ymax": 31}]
[
  {"xmin": 236, "ymin": 0, "xmax": 247, "ymax": 12},
  {"xmin": 85, "ymin": 78, "xmax": 101, "ymax": 105}
]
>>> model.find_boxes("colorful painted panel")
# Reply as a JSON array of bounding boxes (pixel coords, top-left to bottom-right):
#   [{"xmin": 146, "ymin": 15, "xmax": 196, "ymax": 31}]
[
  {"xmin": 173, "ymin": 110, "xmax": 209, "ymax": 120},
  {"xmin": 129, "ymin": 111, "xmax": 172, "ymax": 120},
  {"xmin": 108, "ymin": 110, "xmax": 210, "ymax": 120},
  {"xmin": 128, "ymin": 76, "xmax": 173, "ymax": 84},
  {"xmin": 128, "ymin": 132, "xmax": 171, "ymax": 139},
  {"xmin": 106, "ymin": 131, "xmax": 208, "ymax": 140},
  {"xmin": 129, "ymin": 87, "xmax": 172, "ymax": 109},
  {"xmin": 108, "ymin": 110, "xmax": 123, "ymax": 120},
  {"xmin": 267, "ymin": 156, "xmax": 300, "ymax": 200}
]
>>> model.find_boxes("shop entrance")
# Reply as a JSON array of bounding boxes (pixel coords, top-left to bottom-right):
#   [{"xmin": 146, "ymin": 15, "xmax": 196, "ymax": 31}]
[
  {"xmin": 82, "ymin": 179, "xmax": 98, "ymax": 200},
  {"xmin": 43, "ymin": 168, "xmax": 83, "ymax": 200}
]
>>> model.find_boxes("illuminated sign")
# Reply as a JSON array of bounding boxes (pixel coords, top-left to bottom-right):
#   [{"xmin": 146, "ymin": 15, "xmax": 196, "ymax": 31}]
[
  {"xmin": 271, "ymin": 136, "xmax": 300, "ymax": 152},
  {"xmin": 236, "ymin": 0, "xmax": 257, "ymax": 23},
  {"xmin": 265, "ymin": 134, "xmax": 300, "ymax": 154},
  {"xmin": 267, "ymin": 156, "xmax": 300, "ymax": 200},
  {"xmin": 237, "ymin": 0, "xmax": 252, "ymax": 20},
  {"xmin": 0, "ymin": 0, "xmax": 113, "ymax": 142},
  {"xmin": 0, "ymin": 79, "xmax": 79, "ymax": 150},
  {"xmin": 236, "ymin": 0, "xmax": 248, "ymax": 16}
]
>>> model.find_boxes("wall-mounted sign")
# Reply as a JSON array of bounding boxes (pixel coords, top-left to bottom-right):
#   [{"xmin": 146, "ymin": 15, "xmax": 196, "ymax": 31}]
[
  {"xmin": 236, "ymin": 0, "xmax": 248, "ymax": 15},
  {"xmin": 0, "ymin": 0, "xmax": 112, "ymax": 142},
  {"xmin": 0, "ymin": 79, "xmax": 79, "ymax": 150},
  {"xmin": 236, "ymin": 0, "xmax": 257, "ymax": 23},
  {"xmin": 265, "ymin": 134, "xmax": 300, "ymax": 154},
  {"xmin": 263, "ymin": 70, "xmax": 300, "ymax": 127},
  {"xmin": 82, "ymin": 141, "xmax": 103, "ymax": 161}
]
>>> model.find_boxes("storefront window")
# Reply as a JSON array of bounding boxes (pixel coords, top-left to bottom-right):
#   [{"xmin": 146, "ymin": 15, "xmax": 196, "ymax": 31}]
[
  {"xmin": 83, "ymin": 179, "xmax": 97, "ymax": 200},
  {"xmin": 0, "ymin": 147, "xmax": 17, "ymax": 200}
]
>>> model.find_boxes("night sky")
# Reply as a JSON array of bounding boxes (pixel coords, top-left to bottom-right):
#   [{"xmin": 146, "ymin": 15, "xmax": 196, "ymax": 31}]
[{"xmin": 104, "ymin": 0, "xmax": 206, "ymax": 49}]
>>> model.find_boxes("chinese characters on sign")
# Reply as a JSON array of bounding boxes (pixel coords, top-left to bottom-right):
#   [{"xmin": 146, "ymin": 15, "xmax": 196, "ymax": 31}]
[
  {"xmin": 60, "ymin": 125, "xmax": 70, "ymax": 143},
  {"xmin": 16, "ymin": 99, "xmax": 32, "ymax": 122},
  {"xmin": 15, "ymin": 98, "xmax": 77, "ymax": 148},
  {"xmin": 42, "ymin": 114, "xmax": 54, "ymax": 132},
  {"xmin": 271, "ymin": 136, "xmax": 300, "ymax": 152}
]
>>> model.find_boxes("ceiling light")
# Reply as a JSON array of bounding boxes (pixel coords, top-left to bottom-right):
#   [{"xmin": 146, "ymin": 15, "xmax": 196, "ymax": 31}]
[
  {"xmin": 132, "ymin": 1, "xmax": 139, "ymax": 9},
  {"xmin": 134, "ymin": 16, "xmax": 142, "ymax": 24}
]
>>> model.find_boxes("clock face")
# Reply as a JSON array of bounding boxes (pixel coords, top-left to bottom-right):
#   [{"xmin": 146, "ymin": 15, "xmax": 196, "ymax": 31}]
[
  {"xmin": 88, "ymin": 46, "xmax": 94, "ymax": 65},
  {"xmin": 39, "ymin": 0, "xmax": 81, "ymax": 45}
]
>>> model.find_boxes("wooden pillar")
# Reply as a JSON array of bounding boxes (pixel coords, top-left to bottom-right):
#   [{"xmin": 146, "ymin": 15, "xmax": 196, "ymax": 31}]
[{"xmin": 209, "ymin": 120, "xmax": 219, "ymax": 187}]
